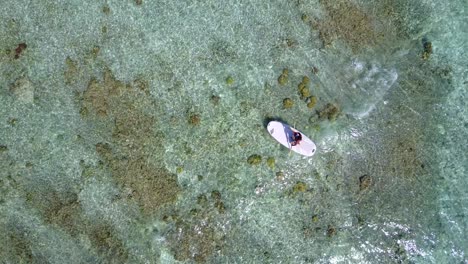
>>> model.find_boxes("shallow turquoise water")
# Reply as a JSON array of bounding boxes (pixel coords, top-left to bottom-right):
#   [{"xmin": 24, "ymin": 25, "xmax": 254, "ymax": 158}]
[{"xmin": 0, "ymin": 0, "xmax": 467, "ymax": 263}]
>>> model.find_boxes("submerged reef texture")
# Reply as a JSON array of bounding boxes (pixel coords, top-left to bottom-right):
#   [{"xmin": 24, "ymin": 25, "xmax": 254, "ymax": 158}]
[{"xmin": 0, "ymin": 0, "xmax": 467, "ymax": 263}]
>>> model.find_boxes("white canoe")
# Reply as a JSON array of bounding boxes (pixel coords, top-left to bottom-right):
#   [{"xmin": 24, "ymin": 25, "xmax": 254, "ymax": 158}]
[{"xmin": 267, "ymin": 121, "xmax": 317, "ymax": 157}]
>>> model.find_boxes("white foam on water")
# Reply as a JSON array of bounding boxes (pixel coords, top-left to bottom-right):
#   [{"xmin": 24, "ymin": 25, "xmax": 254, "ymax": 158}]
[{"xmin": 344, "ymin": 60, "xmax": 398, "ymax": 118}]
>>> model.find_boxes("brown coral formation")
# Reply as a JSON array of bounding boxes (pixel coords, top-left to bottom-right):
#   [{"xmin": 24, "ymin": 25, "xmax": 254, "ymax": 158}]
[
  {"xmin": 315, "ymin": 0, "xmax": 378, "ymax": 51},
  {"xmin": 79, "ymin": 68, "xmax": 181, "ymax": 215}
]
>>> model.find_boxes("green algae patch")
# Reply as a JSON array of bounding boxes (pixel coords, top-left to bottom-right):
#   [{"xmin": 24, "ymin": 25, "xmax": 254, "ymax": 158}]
[
  {"xmin": 247, "ymin": 154, "xmax": 262, "ymax": 165},
  {"xmin": 292, "ymin": 181, "xmax": 307, "ymax": 193},
  {"xmin": 359, "ymin": 174, "xmax": 372, "ymax": 191},
  {"xmin": 215, "ymin": 200, "xmax": 226, "ymax": 214},
  {"xmin": 226, "ymin": 75, "xmax": 235, "ymax": 85},
  {"xmin": 312, "ymin": 215, "xmax": 319, "ymax": 222},
  {"xmin": 298, "ymin": 82, "xmax": 306, "ymax": 92},
  {"xmin": 197, "ymin": 194, "xmax": 208, "ymax": 206},
  {"xmin": 297, "ymin": 76, "xmax": 312, "ymax": 101},
  {"xmin": 102, "ymin": 4, "xmax": 111, "ymax": 15},
  {"xmin": 266, "ymin": 157, "xmax": 275, "ymax": 169},
  {"xmin": 211, "ymin": 190, "xmax": 226, "ymax": 214},
  {"xmin": 276, "ymin": 171, "xmax": 285, "ymax": 181},
  {"xmin": 0, "ymin": 145, "xmax": 8, "ymax": 153},
  {"xmin": 307, "ymin": 96, "xmax": 318, "ymax": 108},
  {"xmin": 176, "ymin": 167, "xmax": 184, "ymax": 174},
  {"xmin": 188, "ymin": 113, "xmax": 201, "ymax": 126},
  {"xmin": 278, "ymin": 68, "xmax": 289, "ymax": 85},
  {"xmin": 210, "ymin": 95, "xmax": 221, "ymax": 105},
  {"xmin": 299, "ymin": 86, "xmax": 310, "ymax": 99},
  {"xmin": 283, "ymin": 98, "xmax": 294, "ymax": 109},
  {"xmin": 327, "ymin": 225, "xmax": 337, "ymax": 237},
  {"xmin": 421, "ymin": 38, "xmax": 432, "ymax": 60},
  {"xmin": 211, "ymin": 190, "xmax": 222, "ymax": 200},
  {"xmin": 7, "ymin": 118, "xmax": 18, "ymax": 126}
]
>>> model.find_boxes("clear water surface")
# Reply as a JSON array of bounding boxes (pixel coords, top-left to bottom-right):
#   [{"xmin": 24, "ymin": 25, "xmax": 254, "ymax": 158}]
[{"xmin": 0, "ymin": 0, "xmax": 466, "ymax": 263}]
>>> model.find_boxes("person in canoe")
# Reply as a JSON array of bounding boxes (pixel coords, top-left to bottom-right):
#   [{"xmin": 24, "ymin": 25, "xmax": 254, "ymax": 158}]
[{"xmin": 290, "ymin": 131, "xmax": 302, "ymax": 146}]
